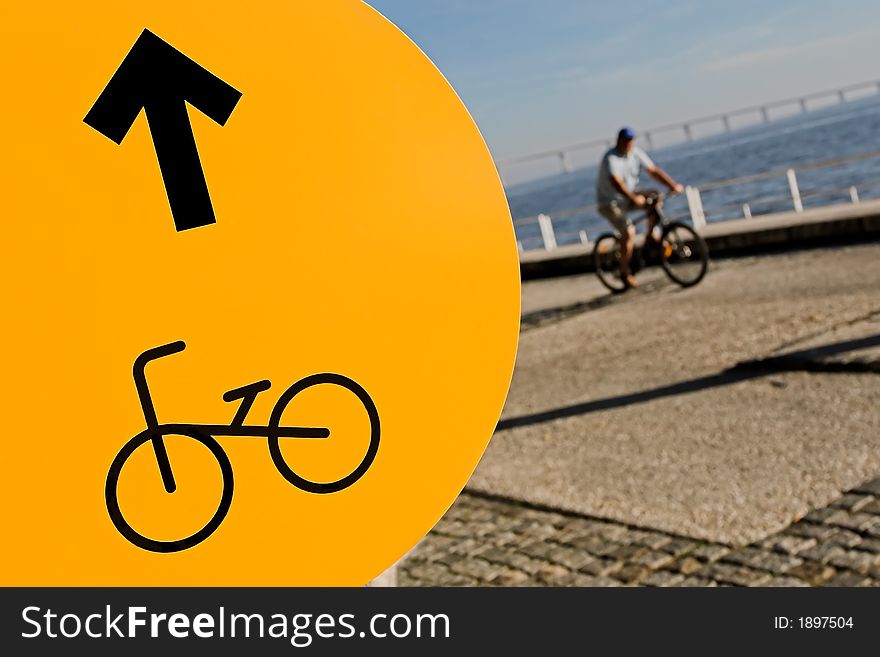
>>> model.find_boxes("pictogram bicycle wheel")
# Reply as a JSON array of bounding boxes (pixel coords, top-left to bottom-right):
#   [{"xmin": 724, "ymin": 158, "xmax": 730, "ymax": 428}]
[
  {"xmin": 267, "ymin": 373, "xmax": 380, "ymax": 494},
  {"xmin": 105, "ymin": 427, "xmax": 234, "ymax": 553}
]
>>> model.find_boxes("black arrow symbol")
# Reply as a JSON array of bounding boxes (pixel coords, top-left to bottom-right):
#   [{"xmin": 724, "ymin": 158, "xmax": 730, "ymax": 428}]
[{"xmin": 84, "ymin": 29, "xmax": 242, "ymax": 232}]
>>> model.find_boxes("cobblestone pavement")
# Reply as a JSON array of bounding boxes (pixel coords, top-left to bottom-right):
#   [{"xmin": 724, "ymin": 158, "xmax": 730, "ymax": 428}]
[{"xmin": 400, "ymin": 476, "xmax": 880, "ymax": 587}]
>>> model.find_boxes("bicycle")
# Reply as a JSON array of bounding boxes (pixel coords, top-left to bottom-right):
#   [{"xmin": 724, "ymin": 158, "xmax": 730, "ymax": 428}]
[
  {"xmin": 105, "ymin": 340, "xmax": 380, "ymax": 553},
  {"xmin": 592, "ymin": 191, "xmax": 709, "ymax": 293}
]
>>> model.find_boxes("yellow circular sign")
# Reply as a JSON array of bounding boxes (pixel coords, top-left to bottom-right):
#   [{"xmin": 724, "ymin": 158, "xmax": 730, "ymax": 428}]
[{"xmin": 0, "ymin": 1, "xmax": 519, "ymax": 584}]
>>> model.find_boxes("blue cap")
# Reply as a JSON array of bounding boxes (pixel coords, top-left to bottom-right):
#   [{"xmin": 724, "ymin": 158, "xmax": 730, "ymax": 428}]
[{"xmin": 618, "ymin": 127, "xmax": 636, "ymax": 141}]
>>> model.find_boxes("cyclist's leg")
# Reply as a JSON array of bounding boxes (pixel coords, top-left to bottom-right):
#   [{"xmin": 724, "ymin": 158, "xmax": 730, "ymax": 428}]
[
  {"xmin": 636, "ymin": 189, "xmax": 661, "ymax": 242},
  {"xmin": 619, "ymin": 225, "xmax": 635, "ymax": 277},
  {"xmin": 599, "ymin": 203, "xmax": 636, "ymax": 282}
]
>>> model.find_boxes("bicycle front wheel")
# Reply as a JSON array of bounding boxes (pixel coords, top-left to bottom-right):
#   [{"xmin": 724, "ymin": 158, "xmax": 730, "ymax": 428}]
[
  {"xmin": 660, "ymin": 221, "xmax": 709, "ymax": 287},
  {"xmin": 268, "ymin": 373, "xmax": 380, "ymax": 494},
  {"xmin": 593, "ymin": 233, "xmax": 628, "ymax": 293}
]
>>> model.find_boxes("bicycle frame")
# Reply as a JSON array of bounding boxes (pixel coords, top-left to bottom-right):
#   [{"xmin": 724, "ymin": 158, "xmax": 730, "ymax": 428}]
[
  {"xmin": 631, "ymin": 191, "xmax": 672, "ymax": 229},
  {"xmin": 133, "ymin": 341, "xmax": 329, "ymax": 493}
]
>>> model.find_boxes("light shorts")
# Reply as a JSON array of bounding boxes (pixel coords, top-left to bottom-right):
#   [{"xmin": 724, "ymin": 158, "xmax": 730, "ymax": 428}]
[{"xmin": 597, "ymin": 202, "xmax": 633, "ymax": 234}]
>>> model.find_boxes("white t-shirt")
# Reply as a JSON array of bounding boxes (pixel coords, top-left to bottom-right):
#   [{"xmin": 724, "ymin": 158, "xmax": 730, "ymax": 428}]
[{"xmin": 596, "ymin": 146, "xmax": 655, "ymax": 206}]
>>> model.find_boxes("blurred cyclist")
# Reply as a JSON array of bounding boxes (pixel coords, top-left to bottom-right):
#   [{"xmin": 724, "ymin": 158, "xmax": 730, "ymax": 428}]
[{"xmin": 597, "ymin": 127, "xmax": 683, "ymax": 288}]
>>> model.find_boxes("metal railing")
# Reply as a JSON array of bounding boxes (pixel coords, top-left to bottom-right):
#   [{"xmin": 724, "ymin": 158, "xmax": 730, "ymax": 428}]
[
  {"xmin": 499, "ymin": 79, "xmax": 880, "ymax": 182},
  {"xmin": 514, "ymin": 149, "xmax": 880, "ymax": 253}
]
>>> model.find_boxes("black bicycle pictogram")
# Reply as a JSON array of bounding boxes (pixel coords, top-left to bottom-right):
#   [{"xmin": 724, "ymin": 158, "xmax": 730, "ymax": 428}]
[{"xmin": 105, "ymin": 341, "xmax": 380, "ymax": 553}]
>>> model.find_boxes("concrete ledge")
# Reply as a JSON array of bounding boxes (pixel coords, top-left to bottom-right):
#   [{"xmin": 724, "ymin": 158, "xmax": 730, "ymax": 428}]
[{"xmin": 520, "ymin": 200, "xmax": 880, "ymax": 280}]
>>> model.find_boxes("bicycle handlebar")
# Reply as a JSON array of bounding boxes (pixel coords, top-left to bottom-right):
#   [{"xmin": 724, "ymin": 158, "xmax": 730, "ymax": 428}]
[{"xmin": 139, "ymin": 340, "xmax": 186, "ymax": 364}]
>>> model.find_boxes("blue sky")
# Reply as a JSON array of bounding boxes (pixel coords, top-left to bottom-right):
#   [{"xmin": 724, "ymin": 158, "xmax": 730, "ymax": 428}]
[{"xmin": 366, "ymin": 0, "xmax": 880, "ymax": 169}]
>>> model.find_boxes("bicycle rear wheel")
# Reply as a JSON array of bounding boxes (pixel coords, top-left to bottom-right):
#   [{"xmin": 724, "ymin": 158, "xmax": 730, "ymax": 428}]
[
  {"xmin": 592, "ymin": 233, "xmax": 628, "ymax": 293},
  {"xmin": 105, "ymin": 428, "xmax": 234, "ymax": 553},
  {"xmin": 660, "ymin": 222, "xmax": 709, "ymax": 287}
]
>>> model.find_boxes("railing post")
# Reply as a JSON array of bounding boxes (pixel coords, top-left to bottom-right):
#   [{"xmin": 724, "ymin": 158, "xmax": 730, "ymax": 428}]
[
  {"xmin": 538, "ymin": 214, "xmax": 557, "ymax": 250},
  {"xmin": 558, "ymin": 151, "xmax": 572, "ymax": 174},
  {"xmin": 799, "ymin": 98, "xmax": 808, "ymax": 113},
  {"xmin": 761, "ymin": 107, "xmax": 770, "ymax": 122},
  {"xmin": 850, "ymin": 186, "xmax": 860, "ymax": 204},
  {"xmin": 742, "ymin": 203, "xmax": 752, "ymax": 219},
  {"xmin": 685, "ymin": 186, "xmax": 706, "ymax": 230},
  {"xmin": 786, "ymin": 169, "xmax": 803, "ymax": 212},
  {"xmin": 643, "ymin": 132, "xmax": 654, "ymax": 149},
  {"xmin": 683, "ymin": 124, "xmax": 693, "ymax": 141},
  {"xmin": 838, "ymin": 89, "xmax": 846, "ymax": 103},
  {"xmin": 579, "ymin": 230, "xmax": 589, "ymax": 244},
  {"xmin": 721, "ymin": 115, "xmax": 731, "ymax": 132}
]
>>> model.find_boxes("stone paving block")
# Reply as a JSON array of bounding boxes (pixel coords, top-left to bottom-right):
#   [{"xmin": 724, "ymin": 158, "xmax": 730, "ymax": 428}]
[
  {"xmin": 823, "ymin": 571, "xmax": 871, "ymax": 587},
  {"xmin": 520, "ymin": 540, "xmax": 558, "ymax": 561},
  {"xmin": 419, "ymin": 534, "xmax": 457, "ymax": 553},
  {"xmin": 488, "ymin": 568, "xmax": 532, "ymax": 586},
  {"xmin": 723, "ymin": 547, "xmax": 802, "ymax": 575},
  {"xmin": 472, "ymin": 549, "xmax": 544, "ymax": 575},
  {"xmin": 786, "ymin": 562, "xmax": 836, "ymax": 586},
  {"xmin": 484, "ymin": 530, "xmax": 520, "ymax": 547},
  {"xmin": 512, "ymin": 520, "xmax": 561, "ymax": 540},
  {"xmin": 799, "ymin": 543, "xmax": 847, "ymax": 564},
  {"xmin": 586, "ymin": 522, "xmax": 630, "ymax": 542},
  {"xmin": 589, "ymin": 576, "xmax": 623, "ymax": 587},
  {"xmin": 691, "ymin": 544, "xmax": 731, "ymax": 563},
  {"xmin": 448, "ymin": 558, "xmax": 498, "ymax": 581},
  {"xmin": 504, "ymin": 553, "xmax": 549, "ymax": 576},
  {"xmin": 859, "ymin": 498, "xmax": 880, "ymax": 515},
  {"xmin": 565, "ymin": 534, "xmax": 621, "ymax": 557},
  {"xmin": 403, "ymin": 562, "xmax": 452, "ymax": 583},
  {"xmin": 579, "ymin": 557, "xmax": 624, "ymax": 577},
  {"xmin": 642, "ymin": 571, "xmax": 686, "ymax": 587},
  {"xmin": 824, "ymin": 511, "xmax": 878, "ymax": 532},
  {"xmin": 546, "ymin": 545, "xmax": 597, "ymax": 572},
  {"xmin": 607, "ymin": 544, "xmax": 648, "ymax": 562},
  {"xmin": 698, "ymin": 563, "xmax": 772, "ymax": 587},
  {"xmin": 465, "ymin": 508, "xmax": 497, "ymax": 523},
  {"xmin": 537, "ymin": 563, "xmax": 572, "ymax": 584},
  {"xmin": 660, "ymin": 538, "xmax": 700, "ymax": 557},
  {"xmin": 830, "ymin": 494, "xmax": 874, "ymax": 512},
  {"xmin": 764, "ymin": 577, "xmax": 810, "ymax": 587},
  {"xmin": 613, "ymin": 564, "xmax": 652, "ymax": 584},
  {"xmin": 666, "ymin": 557, "xmax": 703, "ymax": 576},
  {"xmin": 553, "ymin": 572, "xmax": 610, "ymax": 587},
  {"xmin": 620, "ymin": 529, "xmax": 669, "ymax": 550},
  {"xmin": 631, "ymin": 550, "xmax": 675, "ymax": 569},
  {"xmin": 479, "ymin": 546, "xmax": 516, "ymax": 565},
  {"xmin": 827, "ymin": 549, "xmax": 880, "ymax": 574},
  {"xmin": 784, "ymin": 523, "xmax": 837, "ymax": 541},
  {"xmin": 435, "ymin": 520, "xmax": 475, "ymax": 539},
  {"xmin": 803, "ymin": 507, "xmax": 839, "ymax": 524},
  {"xmin": 823, "ymin": 528, "xmax": 863, "ymax": 548},
  {"xmin": 858, "ymin": 538, "xmax": 880, "ymax": 554},
  {"xmin": 679, "ymin": 577, "xmax": 718, "ymax": 587},
  {"xmin": 757, "ymin": 535, "xmax": 817, "ymax": 555},
  {"xmin": 448, "ymin": 538, "xmax": 489, "ymax": 556}
]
